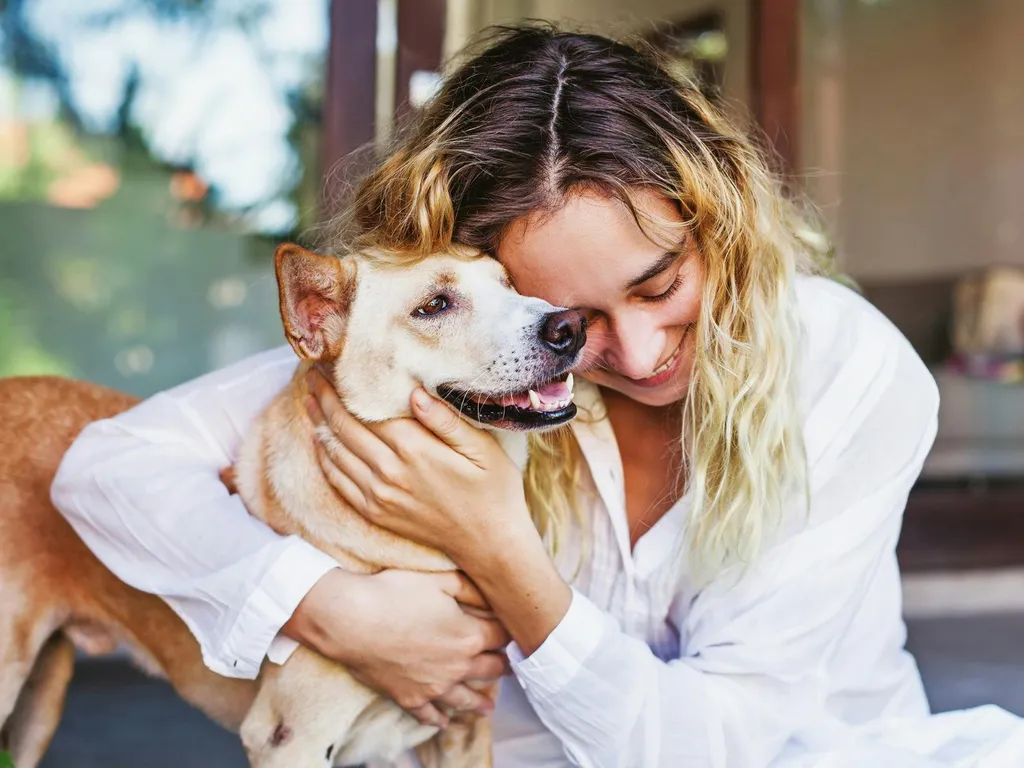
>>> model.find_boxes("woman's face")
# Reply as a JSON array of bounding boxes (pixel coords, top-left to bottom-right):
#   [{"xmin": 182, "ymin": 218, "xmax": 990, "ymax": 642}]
[{"xmin": 497, "ymin": 189, "xmax": 702, "ymax": 408}]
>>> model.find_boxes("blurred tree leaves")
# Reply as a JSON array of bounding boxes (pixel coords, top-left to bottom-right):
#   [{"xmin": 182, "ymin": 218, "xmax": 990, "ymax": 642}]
[{"xmin": 0, "ymin": 0, "xmax": 327, "ymax": 390}]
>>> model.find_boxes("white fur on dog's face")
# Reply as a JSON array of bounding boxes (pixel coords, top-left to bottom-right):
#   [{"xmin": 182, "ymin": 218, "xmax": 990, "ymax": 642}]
[{"xmin": 334, "ymin": 253, "xmax": 573, "ymax": 423}]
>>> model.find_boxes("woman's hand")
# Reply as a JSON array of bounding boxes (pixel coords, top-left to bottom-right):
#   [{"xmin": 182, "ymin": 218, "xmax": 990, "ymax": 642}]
[
  {"xmin": 304, "ymin": 369, "xmax": 535, "ymax": 566},
  {"xmin": 283, "ymin": 567, "xmax": 510, "ymax": 727}
]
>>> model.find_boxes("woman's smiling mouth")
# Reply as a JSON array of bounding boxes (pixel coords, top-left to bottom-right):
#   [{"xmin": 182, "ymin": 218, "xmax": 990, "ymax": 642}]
[{"xmin": 629, "ymin": 328, "xmax": 690, "ymax": 388}]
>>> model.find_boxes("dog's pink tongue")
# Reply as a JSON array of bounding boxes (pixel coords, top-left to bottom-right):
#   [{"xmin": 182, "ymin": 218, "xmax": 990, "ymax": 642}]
[
  {"xmin": 495, "ymin": 380, "xmax": 570, "ymax": 409},
  {"xmin": 536, "ymin": 380, "xmax": 570, "ymax": 403}
]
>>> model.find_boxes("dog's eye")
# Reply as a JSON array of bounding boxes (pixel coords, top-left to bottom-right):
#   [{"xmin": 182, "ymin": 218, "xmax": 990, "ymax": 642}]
[{"xmin": 414, "ymin": 296, "xmax": 449, "ymax": 317}]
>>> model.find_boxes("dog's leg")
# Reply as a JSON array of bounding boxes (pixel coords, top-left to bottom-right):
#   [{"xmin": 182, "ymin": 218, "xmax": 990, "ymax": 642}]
[
  {"xmin": 0, "ymin": 622, "xmax": 38, "ymax": 740},
  {"xmin": 241, "ymin": 648, "xmax": 377, "ymax": 768},
  {"xmin": 414, "ymin": 680, "xmax": 496, "ymax": 768},
  {"xmin": 414, "ymin": 715, "xmax": 493, "ymax": 768},
  {"xmin": 4, "ymin": 633, "xmax": 75, "ymax": 768}
]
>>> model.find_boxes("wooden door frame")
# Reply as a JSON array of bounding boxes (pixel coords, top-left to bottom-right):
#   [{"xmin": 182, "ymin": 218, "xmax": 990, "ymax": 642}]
[
  {"xmin": 749, "ymin": 0, "xmax": 802, "ymax": 177},
  {"xmin": 394, "ymin": 0, "xmax": 446, "ymax": 125},
  {"xmin": 321, "ymin": 0, "xmax": 447, "ymax": 210},
  {"xmin": 321, "ymin": 0, "xmax": 378, "ymax": 212}
]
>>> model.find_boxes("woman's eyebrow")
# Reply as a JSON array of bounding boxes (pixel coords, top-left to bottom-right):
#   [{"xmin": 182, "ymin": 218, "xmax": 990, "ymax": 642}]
[{"xmin": 624, "ymin": 250, "xmax": 681, "ymax": 290}]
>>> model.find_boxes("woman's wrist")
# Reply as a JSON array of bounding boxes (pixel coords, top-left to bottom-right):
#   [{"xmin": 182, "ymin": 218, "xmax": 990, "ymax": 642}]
[
  {"xmin": 281, "ymin": 567, "xmax": 367, "ymax": 663},
  {"xmin": 448, "ymin": 493, "xmax": 535, "ymax": 573},
  {"xmin": 462, "ymin": 526, "xmax": 573, "ymax": 657}
]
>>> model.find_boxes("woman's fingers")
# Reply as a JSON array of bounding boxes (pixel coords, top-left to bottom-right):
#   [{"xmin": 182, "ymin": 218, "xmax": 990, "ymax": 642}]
[
  {"xmin": 314, "ymin": 443, "xmax": 367, "ymax": 510},
  {"xmin": 306, "ymin": 370, "xmax": 398, "ymax": 477},
  {"xmin": 433, "ymin": 683, "xmax": 495, "ymax": 716},
  {"xmin": 475, "ymin": 617, "xmax": 512, "ymax": 652},
  {"xmin": 436, "ymin": 571, "xmax": 490, "ymax": 611},
  {"xmin": 409, "ymin": 388, "xmax": 493, "ymax": 466},
  {"xmin": 466, "ymin": 651, "xmax": 511, "ymax": 681},
  {"xmin": 407, "ymin": 703, "xmax": 449, "ymax": 728}
]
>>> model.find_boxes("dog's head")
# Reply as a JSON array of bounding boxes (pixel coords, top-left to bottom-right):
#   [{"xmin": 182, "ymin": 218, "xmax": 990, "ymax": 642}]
[{"xmin": 276, "ymin": 243, "xmax": 586, "ymax": 431}]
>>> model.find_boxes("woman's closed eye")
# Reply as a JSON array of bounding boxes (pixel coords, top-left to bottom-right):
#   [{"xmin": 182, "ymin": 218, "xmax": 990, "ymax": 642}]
[{"xmin": 637, "ymin": 271, "xmax": 684, "ymax": 303}]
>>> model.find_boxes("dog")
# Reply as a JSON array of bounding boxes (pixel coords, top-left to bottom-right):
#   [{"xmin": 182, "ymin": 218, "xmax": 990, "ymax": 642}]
[{"xmin": 0, "ymin": 242, "xmax": 585, "ymax": 767}]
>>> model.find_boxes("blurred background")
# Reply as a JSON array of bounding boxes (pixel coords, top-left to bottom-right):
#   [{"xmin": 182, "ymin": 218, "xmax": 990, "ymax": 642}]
[{"xmin": 0, "ymin": 0, "xmax": 1021, "ymax": 765}]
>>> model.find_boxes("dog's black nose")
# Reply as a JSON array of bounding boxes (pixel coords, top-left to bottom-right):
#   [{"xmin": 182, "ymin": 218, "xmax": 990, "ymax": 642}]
[{"xmin": 540, "ymin": 310, "xmax": 587, "ymax": 356}]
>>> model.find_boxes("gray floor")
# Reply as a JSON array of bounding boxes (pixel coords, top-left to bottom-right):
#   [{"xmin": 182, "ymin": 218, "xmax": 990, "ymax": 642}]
[
  {"xmin": 36, "ymin": 614, "xmax": 1024, "ymax": 768},
  {"xmin": 906, "ymin": 613, "xmax": 1024, "ymax": 715},
  {"xmin": 39, "ymin": 660, "xmax": 247, "ymax": 768}
]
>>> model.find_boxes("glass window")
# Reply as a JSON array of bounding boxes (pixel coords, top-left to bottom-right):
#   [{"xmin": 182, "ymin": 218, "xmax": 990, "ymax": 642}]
[{"xmin": 0, "ymin": 0, "xmax": 330, "ymax": 396}]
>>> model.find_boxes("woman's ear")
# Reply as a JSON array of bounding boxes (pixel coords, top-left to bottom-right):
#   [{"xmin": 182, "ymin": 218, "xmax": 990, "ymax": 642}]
[{"xmin": 275, "ymin": 244, "xmax": 357, "ymax": 361}]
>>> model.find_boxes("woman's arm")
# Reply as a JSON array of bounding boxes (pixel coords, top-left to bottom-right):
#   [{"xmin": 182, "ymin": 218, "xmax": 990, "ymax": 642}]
[
  {"xmin": 309, "ymin": 321, "xmax": 940, "ymax": 766},
  {"xmin": 51, "ymin": 346, "xmax": 334, "ymax": 678},
  {"xmin": 51, "ymin": 347, "xmax": 508, "ymax": 724}
]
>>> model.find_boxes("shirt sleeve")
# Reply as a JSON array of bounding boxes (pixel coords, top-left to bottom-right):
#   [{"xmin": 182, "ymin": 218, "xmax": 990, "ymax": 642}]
[
  {"xmin": 507, "ymin": 314, "xmax": 941, "ymax": 767},
  {"xmin": 50, "ymin": 346, "xmax": 341, "ymax": 679}
]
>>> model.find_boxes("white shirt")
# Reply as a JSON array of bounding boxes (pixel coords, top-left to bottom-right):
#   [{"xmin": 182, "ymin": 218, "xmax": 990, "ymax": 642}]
[{"xmin": 51, "ymin": 276, "xmax": 1024, "ymax": 767}]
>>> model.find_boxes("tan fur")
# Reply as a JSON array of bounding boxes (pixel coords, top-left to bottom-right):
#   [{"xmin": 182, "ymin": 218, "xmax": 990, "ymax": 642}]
[
  {"xmin": 0, "ymin": 377, "xmax": 258, "ymax": 767},
  {"xmin": 2, "ymin": 633, "xmax": 74, "ymax": 766},
  {"xmin": 0, "ymin": 243, "xmax": 583, "ymax": 766}
]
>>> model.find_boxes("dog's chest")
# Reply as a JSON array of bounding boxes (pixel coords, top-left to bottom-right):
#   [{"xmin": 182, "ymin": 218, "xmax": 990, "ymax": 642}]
[
  {"xmin": 491, "ymin": 429, "xmax": 530, "ymax": 472},
  {"xmin": 235, "ymin": 385, "xmax": 457, "ymax": 573}
]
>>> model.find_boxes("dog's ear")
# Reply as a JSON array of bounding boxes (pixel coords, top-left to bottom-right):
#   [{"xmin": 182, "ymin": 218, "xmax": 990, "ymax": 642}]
[{"xmin": 275, "ymin": 243, "xmax": 356, "ymax": 361}]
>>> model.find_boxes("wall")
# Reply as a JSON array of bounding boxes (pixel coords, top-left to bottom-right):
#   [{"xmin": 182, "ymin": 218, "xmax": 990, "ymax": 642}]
[
  {"xmin": 446, "ymin": 0, "xmax": 751, "ymax": 113},
  {"xmin": 803, "ymin": 0, "xmax": 1024, "ymax": 281},
  {"xmin": 448, "ymin": 0, "xmax": 1024, "ymax": 284}
]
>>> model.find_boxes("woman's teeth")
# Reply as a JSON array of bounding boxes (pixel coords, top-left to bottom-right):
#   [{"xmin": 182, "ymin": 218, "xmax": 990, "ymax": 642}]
[{"xmin": 649, "ymin": 343, "xmax": 682, "ymax": 377}]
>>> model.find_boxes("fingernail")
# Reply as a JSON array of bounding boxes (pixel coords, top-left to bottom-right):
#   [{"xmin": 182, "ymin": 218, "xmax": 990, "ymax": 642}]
[{"xmin": 412, "ymin": 388, "xmax": 432, "ymax": 411}]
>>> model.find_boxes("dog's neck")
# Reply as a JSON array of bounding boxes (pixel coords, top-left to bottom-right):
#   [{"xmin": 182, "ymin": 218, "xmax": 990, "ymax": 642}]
[{"xmin": 488, "ymin": 428, "xmax": 530, "ymax": 473}]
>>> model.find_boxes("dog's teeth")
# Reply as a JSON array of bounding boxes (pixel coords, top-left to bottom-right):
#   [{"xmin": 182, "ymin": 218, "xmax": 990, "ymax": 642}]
[
  {"xmin": 569, "ymin": 391, "xmax": 576, "ymax": 403},
  {"xmin": 528, "ymin": 389, "xmax": 542, "ymax": 410},
  {"xmin": 566, "ymin": 373, "xmax": 574, "ymax": 392}
]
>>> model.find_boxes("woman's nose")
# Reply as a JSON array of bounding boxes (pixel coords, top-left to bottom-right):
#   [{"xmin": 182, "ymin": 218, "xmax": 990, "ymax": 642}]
[{"xmin": 602, "ymin": 315, "xmax": 664, "ymax": 380}]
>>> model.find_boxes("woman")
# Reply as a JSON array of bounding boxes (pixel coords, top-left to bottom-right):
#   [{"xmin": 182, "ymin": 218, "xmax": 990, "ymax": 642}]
[{"xmin": 50, "ymin": 24, "xmax": 1021, "ymax": 767}]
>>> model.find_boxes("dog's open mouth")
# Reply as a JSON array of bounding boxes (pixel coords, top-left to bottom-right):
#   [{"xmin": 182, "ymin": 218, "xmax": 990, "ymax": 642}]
[{"xmin": 436, "ymin": 373, "xmax": 577, "ymax": 429}]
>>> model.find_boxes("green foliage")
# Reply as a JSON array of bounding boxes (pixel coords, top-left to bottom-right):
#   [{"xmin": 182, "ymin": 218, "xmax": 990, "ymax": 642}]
[{"xmin": 0, "ymin": 749, "xmax": 15, "ymax": 768}]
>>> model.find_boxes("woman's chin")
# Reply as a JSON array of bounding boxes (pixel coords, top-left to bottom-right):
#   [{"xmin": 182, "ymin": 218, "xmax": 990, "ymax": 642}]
[{"xmin": 587, "ymin": 371, "xmax": 689, "ymax": 408}]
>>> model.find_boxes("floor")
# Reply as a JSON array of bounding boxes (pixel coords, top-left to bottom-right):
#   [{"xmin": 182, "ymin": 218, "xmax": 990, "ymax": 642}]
[
  {"xmin": 34, "ymin": 613, "xmax": 1024, "ymax": 768},
  {"xmin": 39, "ymin": 660, "xmax": 248, "ymax": 768},
  {"xmin": 906, "ymin": 613, "xmax": 1024, "ymax": 715}
]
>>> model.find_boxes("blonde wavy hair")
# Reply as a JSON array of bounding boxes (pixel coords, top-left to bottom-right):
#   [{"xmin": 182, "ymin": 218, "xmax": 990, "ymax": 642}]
[{"xmin": 328, "ymin": 23, "xmax": 839, "ymax": 582}]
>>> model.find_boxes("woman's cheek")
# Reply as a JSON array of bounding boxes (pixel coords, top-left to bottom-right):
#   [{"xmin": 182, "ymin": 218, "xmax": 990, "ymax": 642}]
[{"xmin": 577, "ymin": 341, "xmax": 607, "ymax": 374}]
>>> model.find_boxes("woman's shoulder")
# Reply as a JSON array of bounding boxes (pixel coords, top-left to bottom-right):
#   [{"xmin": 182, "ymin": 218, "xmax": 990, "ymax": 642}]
[
  {"xmin": 793, "ymin": 274, "xmax": 899, "ymax": 358},
  {"xmin": 792, "ymin": 273, "xmax": 924, "ymax": 383},
  {"xmin": 791, "ymin": 274, "xmax": 939, "ymax": 462}
]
